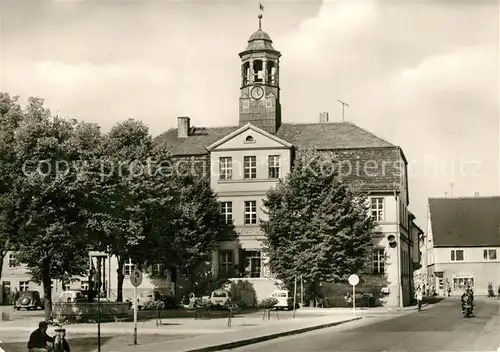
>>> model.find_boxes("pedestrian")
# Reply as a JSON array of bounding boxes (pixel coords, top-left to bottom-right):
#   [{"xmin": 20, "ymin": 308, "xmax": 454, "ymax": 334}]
[
  {"xmin": 53, "ymin": 328, "xmax": 71, "ymax": 352},
  {"xmin": 27, "ymin": 321, "xmax": 55, "ymax": 352},
  {"xmin": 447, "ymin": 286, "xmax": 451, "ymax": 297},
  {"xmin": 12, "ymin": 288, "xmax": 19, "ymax": 306},
  {"xmin": 497, "ymin": 285, "xmax": 500, "ymax": 300},
  {"xmin": 415, "ymin": 286, "xmax": 423, "ymax": 311}
]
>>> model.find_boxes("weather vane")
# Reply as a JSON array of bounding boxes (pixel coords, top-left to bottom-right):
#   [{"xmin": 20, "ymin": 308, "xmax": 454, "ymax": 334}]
[{"xmin": 258, "ymin": 2, "xmax": 264, "ymax": 30}]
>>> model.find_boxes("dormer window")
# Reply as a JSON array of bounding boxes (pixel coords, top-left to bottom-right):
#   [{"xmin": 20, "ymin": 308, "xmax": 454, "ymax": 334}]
[{"xmin": 245, "ymin": 135, "xmax": 255, "ymax": 143}]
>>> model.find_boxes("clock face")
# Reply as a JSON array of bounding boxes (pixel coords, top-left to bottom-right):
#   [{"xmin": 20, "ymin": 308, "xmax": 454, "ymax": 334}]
[{"xmin": 251, "ymin": 86, "xmax": 264, "ymax": 100}]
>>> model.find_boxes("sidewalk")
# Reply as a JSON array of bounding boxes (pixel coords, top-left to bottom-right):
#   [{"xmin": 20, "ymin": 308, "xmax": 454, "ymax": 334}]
[{"xmin": 103, "ymin": 314, "xmax": 361, "ymax": 352}]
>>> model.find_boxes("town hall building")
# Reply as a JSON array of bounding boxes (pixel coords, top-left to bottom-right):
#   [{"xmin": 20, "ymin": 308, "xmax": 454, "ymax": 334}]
[{"xmin": 155, "ymin": 14, "xmax": 422, "ymax": 307}]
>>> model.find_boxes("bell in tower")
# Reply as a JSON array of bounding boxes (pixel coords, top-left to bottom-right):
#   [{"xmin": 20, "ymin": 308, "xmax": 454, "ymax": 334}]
[{"xmin": 239, "ymin": 8, "xmax": 281, "ymax": 134}]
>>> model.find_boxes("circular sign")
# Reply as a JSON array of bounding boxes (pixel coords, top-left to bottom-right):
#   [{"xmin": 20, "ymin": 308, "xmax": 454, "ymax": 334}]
[
  {"xmin": 348, "ymin": 274, "xmax": 359, "ymax": 286},
  {"xmin": 130, "ymin": 268, "xmax": 143, "ymax": 287}
]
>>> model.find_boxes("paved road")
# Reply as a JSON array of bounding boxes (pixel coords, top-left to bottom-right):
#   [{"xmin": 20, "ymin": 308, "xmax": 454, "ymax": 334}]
[{"xmin": 230, "ymin": 298, "xmax": 500, "ymax": 352}]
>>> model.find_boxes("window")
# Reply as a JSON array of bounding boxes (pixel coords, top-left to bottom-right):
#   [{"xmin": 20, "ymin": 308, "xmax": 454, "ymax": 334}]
[
  {"xmin": 453, "ymin": 277, "xmax": 474, "ymax": 291},
  {"xmin": 244, "ymin": 156, "xmax": 257, "ymax": 179},
  {"xmin": 220, "ymin": 202, "xmax": 233, "ymax": 224},
  {"xmin": 81, "ymin": 280, "xmax": 89, "ymax": 290},
  {"xmin": 219, "ymin": 251, "xmax": 233, "ymax": 273},
  {"xmin": 244, "ymin": 201, "xmax": 257, "ymax": 225},
  {"xmin": 245, "ymin": 135, "xmax": 255, "ymax": 143},
  {"xmin": 219, "ymin": 157, "xmax": 232, "ymax": 180},
  {"xmin": 151, "ymin": 263, "xmax": 164, "ymax": 277},
  {"xmin": 63, "ymin": 282, "xmax": 71, "ymax": 291},
  {"xmin": 484, "ymin": 249, "xmax": 497, "ymax": 260},
  {"xmin": 371, "ymin": 198, "xmax": 384, "ymax": 221},
  {"xmin": 268, "ymin": 155, "xmax": 280, "ymax": 179},
  {"xmin": 372, "ymin": 248, "xmax": 385, "ymax": 274},
  {"xmin": 450, "ymin": 249, "xmax": 464, "ymax": 261},
  {"xmin": 19, "ymin": 281, "xmax": 29, "ymax": 292},
  {"xmin": 124, "ymin": 259, "xmax": 135, "ymax": 276},
  {"xmin": 8, "ymin": 253, "xmax": 18, "ymax": 268}
]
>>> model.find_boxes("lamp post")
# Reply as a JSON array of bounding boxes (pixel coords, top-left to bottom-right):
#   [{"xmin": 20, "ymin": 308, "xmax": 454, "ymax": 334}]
[{"xmin": 89, "ymin": 251, "xmax": 107, "ymax": 352}]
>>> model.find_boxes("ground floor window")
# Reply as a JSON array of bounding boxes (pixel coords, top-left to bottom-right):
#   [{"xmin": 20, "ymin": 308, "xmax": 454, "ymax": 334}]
[
  {"xmin": 81, "ymin": 280, "xmax": 89, "ymax": 290},
  {"xmin": 453, "ymin": 277, "xmax": 474, "ymax": 291},
  {"xmin": 63, "ymin": 281, "xmax": 71, "ymax": 291},
  {"xmin": 124, "ymin": 259, "xmax": 135, "ymax": 276},
  {"xmin": 19, "ymin": 281, "xmax": 29, "ymax": 292},
  {"xmin": 219, "ymin": 250, "xmax": 234, "ymax": 273}
]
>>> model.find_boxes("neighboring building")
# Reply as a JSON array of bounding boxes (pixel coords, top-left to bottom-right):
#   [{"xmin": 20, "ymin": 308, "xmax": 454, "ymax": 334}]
[
  {"xmin": 155, "ymin": 15, "xmax": 420, "ymax": 307},
  {"xmin": 1, "ymin": 253, "xmax": 171, "ymax": 304},
  {"xmin": 424, "ymin": 196, "xmax": 500, "ymax": 296}
]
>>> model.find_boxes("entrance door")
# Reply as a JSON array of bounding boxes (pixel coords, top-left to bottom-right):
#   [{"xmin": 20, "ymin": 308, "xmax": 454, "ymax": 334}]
[
  {"xmin": 2, "ymin": 281, "xmax": 11, "ymax": 304},
  {"xmin": 245, "ymin": 251, "xmax": 261, "ymax": 278}
]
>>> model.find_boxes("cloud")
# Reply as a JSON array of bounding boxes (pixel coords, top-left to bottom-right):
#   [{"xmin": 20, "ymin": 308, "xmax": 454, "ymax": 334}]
[
  {"xmin": 3, "ymin": 61, "xmax": 173, "ymax": 130},
  {"xmin": 276, "ymin": 0, "xmax": 498, "ymax": 225},
  {"xmin": 0, "ymin": 0, "xmax": 497, "ymax": 227}
]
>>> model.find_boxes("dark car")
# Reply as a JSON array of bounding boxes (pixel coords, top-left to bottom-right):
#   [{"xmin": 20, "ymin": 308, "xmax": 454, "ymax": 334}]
[{"xmin": 14, "ymin": 290, "xmax": 43, "ymax": 310}]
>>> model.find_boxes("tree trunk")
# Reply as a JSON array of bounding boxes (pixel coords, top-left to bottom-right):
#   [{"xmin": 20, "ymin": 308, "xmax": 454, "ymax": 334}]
[
  {"xmin": 116, "ymin": 256, "xmax": 125, "ymax": 302},
  {"xmin": 42, "ymin": 259, "xmax": 52, "ymax": 321},
  {"xmin": 0, "ymin": 252, "xmax": 5, "ymax": 304}
]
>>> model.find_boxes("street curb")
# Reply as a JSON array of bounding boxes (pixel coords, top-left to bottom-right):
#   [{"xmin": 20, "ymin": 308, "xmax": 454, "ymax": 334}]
[{"xmin": 180, "ymin": 317, "xmax": 362, "ymax": 352}]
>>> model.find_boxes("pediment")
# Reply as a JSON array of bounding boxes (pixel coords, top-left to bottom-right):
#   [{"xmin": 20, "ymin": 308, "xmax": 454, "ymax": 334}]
[{"xmin": 206, "ymin": 123, "xmax": 292, "ymax": 151}]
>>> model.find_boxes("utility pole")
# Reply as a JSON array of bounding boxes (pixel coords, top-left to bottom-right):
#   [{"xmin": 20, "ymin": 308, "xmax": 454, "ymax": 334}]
[
  {"xmin": 449, "ymin": 183, "xmax": 454, "ymax": 197},
  {"xmin": 444, "ymin": 192, "xmax": 448, "ymax": 198},
  {"xmin": 337, "ymin": 100, "xmax": 349, "ymax": 122}
]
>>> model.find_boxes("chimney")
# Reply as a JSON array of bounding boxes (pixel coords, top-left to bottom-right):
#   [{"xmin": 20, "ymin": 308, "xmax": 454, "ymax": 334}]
[
  {"xmin": 319, "ymin": 112, "xmax": 329, "ymax": 123},
  {"xmin": 177, "ymin": 116, "xmax": 190, "ymax": 138}
]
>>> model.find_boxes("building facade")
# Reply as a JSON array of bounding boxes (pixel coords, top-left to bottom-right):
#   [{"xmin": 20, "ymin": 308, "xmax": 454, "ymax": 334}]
[
  {"xmin": 155, "ymin": 17, "xmax": 421, "ymax": 307},
  {"xmin": 424, "ymin": 196, "xmax": 500, "ymax": 296}
]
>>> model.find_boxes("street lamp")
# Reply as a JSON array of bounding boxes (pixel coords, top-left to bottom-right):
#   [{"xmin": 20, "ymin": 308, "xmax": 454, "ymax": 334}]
[{"xmin": 89, "ymin": 251, "xmax": 107, "ymax": 352}]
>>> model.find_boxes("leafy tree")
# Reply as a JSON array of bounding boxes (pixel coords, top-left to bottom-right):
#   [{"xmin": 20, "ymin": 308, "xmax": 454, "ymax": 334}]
[
  {"xmin": 173, "ymin": 174, "xmax": 234, "ymax": 296},
  {"xmin": 93, "ymin": 119, "xmax": 158, "ymax": 302},
  {"xmin": 8, "ymin": 98, "xmax": 102, "ymax": 319},
  {"xmin": 261, "ymin": 148, "xmax": 376, "ymax": 305},
  {"xmin": 0, "ymin": 93, "xmax": 25, "ymax": 285}
]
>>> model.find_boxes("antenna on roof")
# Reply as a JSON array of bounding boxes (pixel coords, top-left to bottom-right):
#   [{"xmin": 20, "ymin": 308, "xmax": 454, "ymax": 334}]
[{"xmin": 337, "ymin": 100, "xmax": 349, "ymax": 122}]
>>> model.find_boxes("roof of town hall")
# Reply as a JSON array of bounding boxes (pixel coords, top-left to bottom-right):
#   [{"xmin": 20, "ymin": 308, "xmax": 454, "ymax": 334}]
[
  {"xmin": 429, "ymin": 196, "xmax": 500, "ymax": 247},
  {"xmin": 155, "ymin": 121, "xmax": 398, "ymax": 156}
]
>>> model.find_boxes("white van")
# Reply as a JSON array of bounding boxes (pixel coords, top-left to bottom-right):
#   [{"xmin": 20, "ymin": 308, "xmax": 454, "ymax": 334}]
[{"xmin": 271, "ymin": 290, "xmax": 293, "ymax": 310}]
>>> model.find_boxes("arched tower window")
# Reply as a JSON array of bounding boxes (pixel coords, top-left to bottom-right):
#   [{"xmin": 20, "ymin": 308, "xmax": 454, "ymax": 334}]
[
  {"xmin": 266, "ymin": 61, "xmax": 275, "ymax": 85},
  {"xmin": 242, "ymin": 62, "xmax": 250, "ymax": 86},
  {"xmin": 245, "ymin": 135, "xmax": 255, "ymax": 142},
  {"xmin": 253, "ymin": 60, "xmax": 264, "ymax": 83}
]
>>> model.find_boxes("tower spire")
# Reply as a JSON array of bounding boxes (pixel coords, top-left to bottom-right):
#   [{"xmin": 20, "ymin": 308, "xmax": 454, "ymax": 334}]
[{"xmin": 258, "ymin": 2, "xmax": 264, "ymax": 30}]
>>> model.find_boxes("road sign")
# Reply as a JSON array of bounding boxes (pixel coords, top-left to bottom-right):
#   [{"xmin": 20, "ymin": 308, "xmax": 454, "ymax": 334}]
[
  {"xmin": 348, "ymin": 274, "xmax": 359, "ymax": 286},
  {"xmin": 130, "ymin": 268, "xmax": 143, "ymax": 287},
  {"xmin": 348, "ymin": 274, "xmax": 359, "ymax": 317}
]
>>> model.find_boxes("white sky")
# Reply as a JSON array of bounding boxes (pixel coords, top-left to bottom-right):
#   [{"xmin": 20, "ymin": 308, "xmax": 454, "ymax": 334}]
[{"xmin": 0, "ymin": 0, "xmax": 498, "ymax": 228}]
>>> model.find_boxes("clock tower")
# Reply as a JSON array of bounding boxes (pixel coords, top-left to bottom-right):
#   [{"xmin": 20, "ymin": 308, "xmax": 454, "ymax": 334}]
[{"xmin": 239, "ymin": 12, "xmax": 281, "ymax": 134}]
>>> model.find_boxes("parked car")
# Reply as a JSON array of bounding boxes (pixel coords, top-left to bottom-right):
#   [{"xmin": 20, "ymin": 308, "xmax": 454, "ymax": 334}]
[
  {"xmin": 14, "ymin": 291, "xmax": 43, "ymax": 310},
  {"xmin": 137, "ymin": 290, "xmax": 161, "ymax": 310},
  {"xmin": 271, "ymin": 290, "xmax": 294, "ymax": 310},
  {"xmin": 209, "ymin": 289, "xmax": 231, "ymax": 307},
  {"xmin": 58, "ymin": 289, "xmax": 87, "ymax": 303}
]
